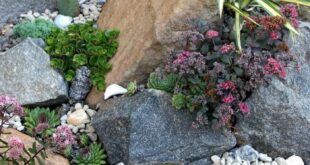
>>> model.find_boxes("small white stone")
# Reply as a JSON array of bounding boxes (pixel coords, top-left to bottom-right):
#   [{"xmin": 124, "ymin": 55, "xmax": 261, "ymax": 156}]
[
  {"xmin": 89, "ymin": 4, "xmax": 97, "ymax": 11},
  {"xmin": 8, "ymin": 118, "xmax": 15, "ymax": 124},
  {"xmin": 72, "ymin": 126, "xmax": 79, "ymax": 134},
  {"xmin": 3, "ymin": 124, "xmax": 9, "ymax": 128},
  {"xmin": 61, "ymin": 115, "xmax": 68, "ymax": 121},
  {"xmin": 271, "ymin": 161, "xmax": 278, "ymax": 165},
  {"xmin": 45, "ymin": 9, "xmax": 51, "ymax": 14},
  {"xmin": 87, "ymin": 133, "xmax": 98, "ymax": 141},
  {"xmin": 274, "ymin": 157, "xmax": 286, "ymax": 165},
  {"xmin": 33, "ymin": 12, "xmax": 40, "ymax": 17},
  {"xmin": 211, "ymin": 155, "xmax": 221, "ymax": 165},
  {"xmin": 235, "ymin": 156, "xmax": 242, "ymax": 163},
  {"xmin": 251, "ymin": 162, "xmax": 258, "ymax": 165},
  {"xmin": 26, "ymin": 14, "xmax": 35, "ymax": 21},
  {"xmin": 104, "ymin": 84, "xmax": 128, "ymax": 99},
  {"xmin": 220, "ymin": 157, "xmax": 226, "ymax": 165},
  {"xmin": 54, "ymin": 15, "xmax": 73, "ymax": 29},
  {"xmin": 75, "ymin": 103, "xmax": 83, "ymax": 110},
  {"xmin": 242, "ymin": 161, "xmax": 250, "ymax": 165},
  {"xmin": 86, "ymin": 109, "xmax": 96, "ymax": 117},
  {"xmin": 264, "ymin": 163, "xmax": 271, "ymax": 165},
  {"xmin": 13, "ymin": 116, "xmax": 21, "ymax": 122},
  {"xmin": 67, "ymin": 109, "xmax": 90, "ymax": 126},
  {"xmin": 17, "ymin": 125, "xmax": 24, "ymax": 131},
  {"xmin": 77, "ymin": 123, "xmax": 86, "ymax": 129},
  {"xmin": 83, "ymin": 105, "xmax": 89, "ymax": 110},
  {"xmin": 223, "ymin": 152, "xmax": 229, "ymax": 159},
  {"xmin": 85, "ymin": 125, "xmax": 95, "ymax": 133},
  {"xmin": 227, "ymin": 157, "xmax": 234, "ymax": 164},
  {"xmin": 13, "ymin": 122, "xmax": 22, "ymax": 128},
  {"xmin": 67, "ymin": 124, "xmax": 75, "ymax": 129},
  {"xmin": 82, "ymin": 8, "xmax": 90, "ymax": 15},
  {"xmin": 116, "ymin": 163, "xmax": 124, "ymax": 165},
  {"xmin": 50, "ymin": 11, "xmax": 58, "ymax": 18},
  {"xmin": 285, "ymin": 155, "xmax": 304, "ymax": 165},
  {"xmin": 27, "ymin": 10, "xmax": 33, "ymax": 15},
  {"xmin": 258, "ymin": 162, "xmax": 265, "ymax": 165},
  {"xmin": 232, "ymin": 162, "xmax": 241, "ymax": 165},
  {"xmin": 259, "ymin": 153, "xmax": 272, "ymax": 162}
]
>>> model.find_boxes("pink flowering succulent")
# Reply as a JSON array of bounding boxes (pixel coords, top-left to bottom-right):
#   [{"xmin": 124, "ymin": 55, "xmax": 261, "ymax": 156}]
[
  {"xmin": 264, "ymin": 58, "xmax": 287, "ymax": 79},
  {"xmin": 7, "ymin": 136, "xmax": 24, "ymax": 160},
  {"xmin": 270, "ymin": 31, "xmax": 279, "ymax": 40},
  {"xmin": 218, "ymin": 81, "xmax": 236, "ymax": 91},
  {"xmin": 222, "ymin": 93, "xmax": 235, "ymax": 104},
  {"xmin": 205, "ymin": 30, "xmax": 219, "ymax": 39},
  {"xmin": 0, "ymin": 95, "xmax": 24, "ymax": 117},
  {"xmin": 280, "ymin": 4, "xmax": 298, "ymax": 18},
  {"xmin": 53, "ymin": 125, "xmax": 76, "ymax": 150},
  {"xmin": 238, "ymin": 102, "xmax": 250, "ymax": 114},
  {"xmin": 220, "ymin": 43, "xmax": 234, "ymax": 54}
]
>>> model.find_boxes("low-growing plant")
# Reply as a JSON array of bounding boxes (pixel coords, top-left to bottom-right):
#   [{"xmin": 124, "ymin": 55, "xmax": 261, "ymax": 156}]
[
  {"xmin": 13, "ymin": 19, "xmax": 57, "ymax": 39},
  {"xmin": 24, "ymin": 107, "xmax": 60, "ymax": 138},
  {"xmin": 127, "ymin": 81, "xmax": 138, "ymax": 96},
  {"xmin": 150, "ymin": 3, "xmax": 301, "ymax": 128},
  {"xmin": 147, "ymin": 72, "xmax": 180, "ymax": 93},
  {"xmin": 78, "ymin": 133, "xmax": 90, "ymax": 147},
  {"xmin": 45, "ymin": 22, "xmax": 119, "ymax": 90},
  {"xmin": 73, "ymin": 143, "xmax": 107, "ymax": 165}
]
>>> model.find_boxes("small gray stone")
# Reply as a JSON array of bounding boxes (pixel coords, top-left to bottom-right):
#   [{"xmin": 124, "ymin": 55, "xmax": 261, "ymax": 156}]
[
  {"xmin": 69, "ymin": 66, "xmax": 91, "ymax": 101},
  {"xmin": 274, "ymin": 157, "xmax": 286, "ymax": 165}
]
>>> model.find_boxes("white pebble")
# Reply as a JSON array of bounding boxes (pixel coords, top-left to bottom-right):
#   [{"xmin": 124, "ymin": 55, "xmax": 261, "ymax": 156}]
[
  {"xmin": 235, "ymin": 156, "xmax": 242, "ymax": 163},
  {"xmin": 87, "ymin": 133, "xmax": 98, "ymax": 141},
  {"xmin": 86, "ymin": 109, "xmax": 96, "ymax": 117},
  {"xmin": 13, "ymin": 122, "xmax": 22, "ymax": 128},
  {"xmin": 232, "ymin": 162, "xmax": 241, "ymax": 165},
  {"xmin": 77, "ymin": 123, "xmax": 86, "ymax": 129},
  {"xmin": 271, "ymin": 161, "xmax": 278, "ymax": 165},
  {"xmin": 104, "ymin": 84, "xmax": 128, "ymax": 100},
  {"xmin": 211, "ymin": 155, "xmax": 221, "ymax": 165},
  {"xmin": 13, "ymin": 116, "xmax": 21, "ymax": 122},
  {"xmin": 54, "ymin": 14, "xmax": 73, "ymax": 29},
  {"xmin": 227, "ymin": 156, "xmax": 234, "ymax": 164},
  {"xmin": 33, "ymin": 12, "xmax": 40, "ymax": 17},
  {"xmin": 220, "ymin": 157, "xmax": 226, "ymax": 165},
  {"xmin": 17, "ymin": 126, "xmax": 24, "ymax": 131},
  {"xmin": 286, "ymin": 155, "xmax": 304, "ymax": 165},
  {"xmin": 72, "ymin": 127, "xmax": 79, "ymax": 134},
  {"xmin": 83, "ymin": 105, "xmax": 89, "ymax": 110},
  {"xmin": 75, "ymin": 103, "xmax": 83, "ymax": 110},
  {"xmin": 60, "ymin": 115, "xmax": 68, "ymax": 121},
  {"xmin": 259, "ymin": 153, "xmax": 272, "ymax": 162},
  {"xmin": 27, "ymin": 10, "xmax": 33, "ymax": 15},
  {"xmin": 45, "ymin": 9, "xmax": 51, "ymax": 15},
  {"xmin": 116, "ymin": 162, "xmax": 124, "ymax": 165},
  {"xmin": 3, "ymin": 124, "xmax": 9, "ymax": 128},
  {"xmin": 274, "ymin": 157, "xmax": 286, "ymax": 165},
  {"xmin": 258, "ymin": 162, "xmax": 265, "ymax": 165}
]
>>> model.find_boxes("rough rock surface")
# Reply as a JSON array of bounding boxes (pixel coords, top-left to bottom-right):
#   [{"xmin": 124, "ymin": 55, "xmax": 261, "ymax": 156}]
[
  {"xmin": 235, "ymin": 24, "xmax": 310, "ymax": 164},
  {"xmin": 0, "ymin": 128, "xmax": 69, "ymax": 165},
  {"xmin": 86, "ymin": 0, "xmax": 219, "ymax": 106},
  {"xmin": 92, "ymin": 90, "xmax": 236, "ymax": 165},
  {"xmin": 69, "ymin": 66, "xmax": 91, "ymax": 101},
  {"xmin": 0, "ymin": 0, "xmax": 57, "ymax": 27},
  {"xmin": 0, "ymin": 38, "xmax": 68, "ymax": 106}
]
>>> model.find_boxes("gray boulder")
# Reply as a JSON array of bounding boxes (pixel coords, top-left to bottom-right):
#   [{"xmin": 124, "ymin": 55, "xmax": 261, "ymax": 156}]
[
  {"xmin": 235, "ymin": 24, "xmax": 310, "ymax": 163},
  {"xmin": 0, "ymin": 0, "xmax": 57, "ymax": 27},
  {"xmin": 92, "ymin": 90, "xmax": 236, "ymax": 165},
  {"xmin": 0, "ymin": 38, "xmax": 68, "ymax": 106}
]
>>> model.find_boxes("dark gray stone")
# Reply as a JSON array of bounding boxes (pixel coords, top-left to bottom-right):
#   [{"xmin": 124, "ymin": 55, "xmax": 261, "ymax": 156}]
[
  {"xmin": 69, "ymin": 66, "xmax": 91, "ymax": 101},
  {"xmin": 0, "ymin": 38, "xmax": 68, "ymax": 106},
  {"xmin": 235, "ymin": 23, "xmax": 310, "ymax": 164},
  {"xmin": 92, "ymin": 90, "xmax": 236, "ymax": 165},
  {"xmin": 0, "ymin": 0, "xmax": 57, "ymax": 27}
]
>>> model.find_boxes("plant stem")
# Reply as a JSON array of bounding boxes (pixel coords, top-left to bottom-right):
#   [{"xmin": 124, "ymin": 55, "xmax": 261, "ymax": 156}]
[{"xmin": 24, "ymin": 147, "xmax": 45, "ymax": 165}]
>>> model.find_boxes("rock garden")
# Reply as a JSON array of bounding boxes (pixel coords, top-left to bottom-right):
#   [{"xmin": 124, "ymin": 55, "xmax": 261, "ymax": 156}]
[{"xmin": 0, "ymin": 0, "xmax": 309, "ymax": 165}]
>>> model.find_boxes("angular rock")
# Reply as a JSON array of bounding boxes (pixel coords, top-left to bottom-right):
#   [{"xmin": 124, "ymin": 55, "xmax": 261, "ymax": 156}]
[
  {"xmin": 0, "ymin": 128, "xmax": 69, "ymax": 165},
  {"xmin": 69, "ymin": 66, "xmax": 91, "ymax": 101},
  {"xmin": 92, "ymin": 90, "xmax": 236, "ymax": 165},
  {"xmin": 235, "ymin": 25, "xmax": 310, "ymax": 164},
  {"xmin": 86, "ymin": 0, "xmax": 219, "ymax": 106},
  {"xmin": 0, "ymin": 38, "xmax": 68, "ymax": 106},
  {"xmin": 0, "ymin": 0, "xmax": 57, "ymax": 27}
]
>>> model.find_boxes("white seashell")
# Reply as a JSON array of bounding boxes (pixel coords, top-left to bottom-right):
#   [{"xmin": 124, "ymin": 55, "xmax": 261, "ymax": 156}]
[
  {"xmin": 104, "ymin": 84, "xmax": 128, "ymax": 100},
  {"xmin": 54, "ymin": 15, "xmax": 73, "ymax": 29}
]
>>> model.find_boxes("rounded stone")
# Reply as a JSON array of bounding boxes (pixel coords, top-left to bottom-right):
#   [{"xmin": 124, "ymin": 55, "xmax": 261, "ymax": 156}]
[
  {"xmin": 211, "ymin": 155, "xmax": 221, "ymax": 165},
  {"xmin": 285, "ymin": 155, "xmax": 304, "ymax": 165},
  {"xmin": 67, "ymin": 109, "xmax": 90, "ymax": 126}
]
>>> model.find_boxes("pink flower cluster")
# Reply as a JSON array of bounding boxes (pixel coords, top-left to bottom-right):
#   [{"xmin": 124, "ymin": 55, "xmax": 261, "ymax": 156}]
[
  {"xmin": 270, "ymin": 31, "xmax": 279, "ymax": 40},
  {"xmin": 218, "ymin": 80, "xmax": 236, "ymax": 91},
  {"xmin": 173, "ymin": 51, "xmax": 191, "ymax": 65},
  {"xmin": 264, "ymin": 58, "xmax": 287, "ymax": 79},
  {"xmin": 53, "ymin": 126, "xmax": 76, "ymax": 149},
  {"xmin": 238, "ymin": 102, "xmax": 250, "ymax": 114},
  {"xmin": 35, "ymin": 122, "xmax": 49, "ymax": 133},
  {"xmin": 206, "ymin": 30, "xmax": 219, "ymax": 39},
  {"xmin": 220, "ymin": 43, "xmax": 234, "ymax": 54},
  {"xmin": 0, "ymin": 96, "xmax": 24, "ymax": 117},
  {"xmin": 280, "ymin": 4, "xmax": 300, "ymax": 28},
  {"xmin": 7, "ymin": 136, "xmax": 24, "ymax": 160}
]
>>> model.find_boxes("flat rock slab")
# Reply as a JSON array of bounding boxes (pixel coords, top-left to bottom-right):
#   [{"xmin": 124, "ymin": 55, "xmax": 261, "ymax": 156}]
[
  {"xmin": 0, "ymin": 38, "xmax": 68, "ymax": 106},
  {"xmin": 235, "ymin": 25, "xmax": 310, "ymax": 164},
  {"xmin": 92, "ymin": 90, "xmax": 236, "ymax": 165},
  {"xmin": 0, "ymin": 0, "xmax": 57, "ymax": 27}
]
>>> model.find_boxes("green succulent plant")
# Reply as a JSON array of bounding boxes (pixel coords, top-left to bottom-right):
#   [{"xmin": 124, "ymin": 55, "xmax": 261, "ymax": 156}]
[
  {"xmin": 45, "ymin": 22, "xmax": 120, "ymax": 90},
  {"xmin": 127, "ymin": 81, "xmax": 138, "ymax": 96},
  {"xmin": 147, "ymin": 72, "xmax": 180, "ymax": 93},
  {"xmin": 57, "ymin": 0, "xmax": 80, "ymax": 17},
  {"xmin": 24, "ymin": 107, "xmax": 60, "ymax": 138},
  {"xmin": 79, "ymin": 133, "xmax": 90, "ymax": 147},
  {"xmin": 172, "ymin": 94, "xmax": 188, "ymax": 110},
  {"xmin": 73, "ymin": 143, "xmax": 107, "ymax": 165},
  {"xmin": 13, "ymin": 19, "xmax": 57, "ymax": 39},
  {"xmin": 216, "ymin": 0, "xmax": 310, "ymax": 50}
]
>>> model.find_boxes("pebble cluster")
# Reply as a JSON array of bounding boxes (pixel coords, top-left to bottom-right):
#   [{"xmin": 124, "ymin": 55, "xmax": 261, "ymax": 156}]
[
  {"xmin": 1, "ymin": 113, "xmax": 24, "ymax": 131},
  {"xmin": 20, "ymin": 9, "xmax": 58, "ymax": 22},
  {"xmin": 60, "ymin": 103, "xmax": 98, "ymax": 142},
  {"xmin": 211, "ymin": 145, "xmax": 305, "ymax": 165}
]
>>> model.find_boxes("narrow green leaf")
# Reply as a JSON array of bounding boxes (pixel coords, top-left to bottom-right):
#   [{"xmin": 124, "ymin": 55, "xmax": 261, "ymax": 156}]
[
  {"xmin": 217, "ymin": 0, "xmax": 226, "ymax": 17},
  {"xmin": 234, "ymin": 2, "xmax": 242, "ymax": 51},
  {"xmin": 240, "ymin": 0, "xmax": 251, "ymax": 8},
  {"xmin": 224, "ymin": 2, "xmax": 259, "ymax": 25}
]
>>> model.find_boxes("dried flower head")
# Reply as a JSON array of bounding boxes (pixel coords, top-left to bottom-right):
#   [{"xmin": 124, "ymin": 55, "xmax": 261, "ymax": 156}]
[{"xmin": 7, "ymin": 136, "xmax": 24, "ymax": 160}]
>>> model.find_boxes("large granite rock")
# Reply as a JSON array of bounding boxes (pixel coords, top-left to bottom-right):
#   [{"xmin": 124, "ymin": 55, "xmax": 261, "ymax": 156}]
[
  {"xmin": 86, "ymin": 0, "xmax": 219, "ymax": 107},
  {"xmin": 0, "ymin": 0, "xmax": 57, "ymax": 27},
  {"xmin": 0, "ymin": 128, "xmax": 69, "ymax": 165},
  {"xmin": 92, "ymin": 90, "xmax": 236, "ymax": 165},
  {"xmin": 0, "ymin": 38, "xmax": 68, "ymax": 106},
  {"xmin": 235, "ymin": 24, "xmax": 310, "ymax": 164}
]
